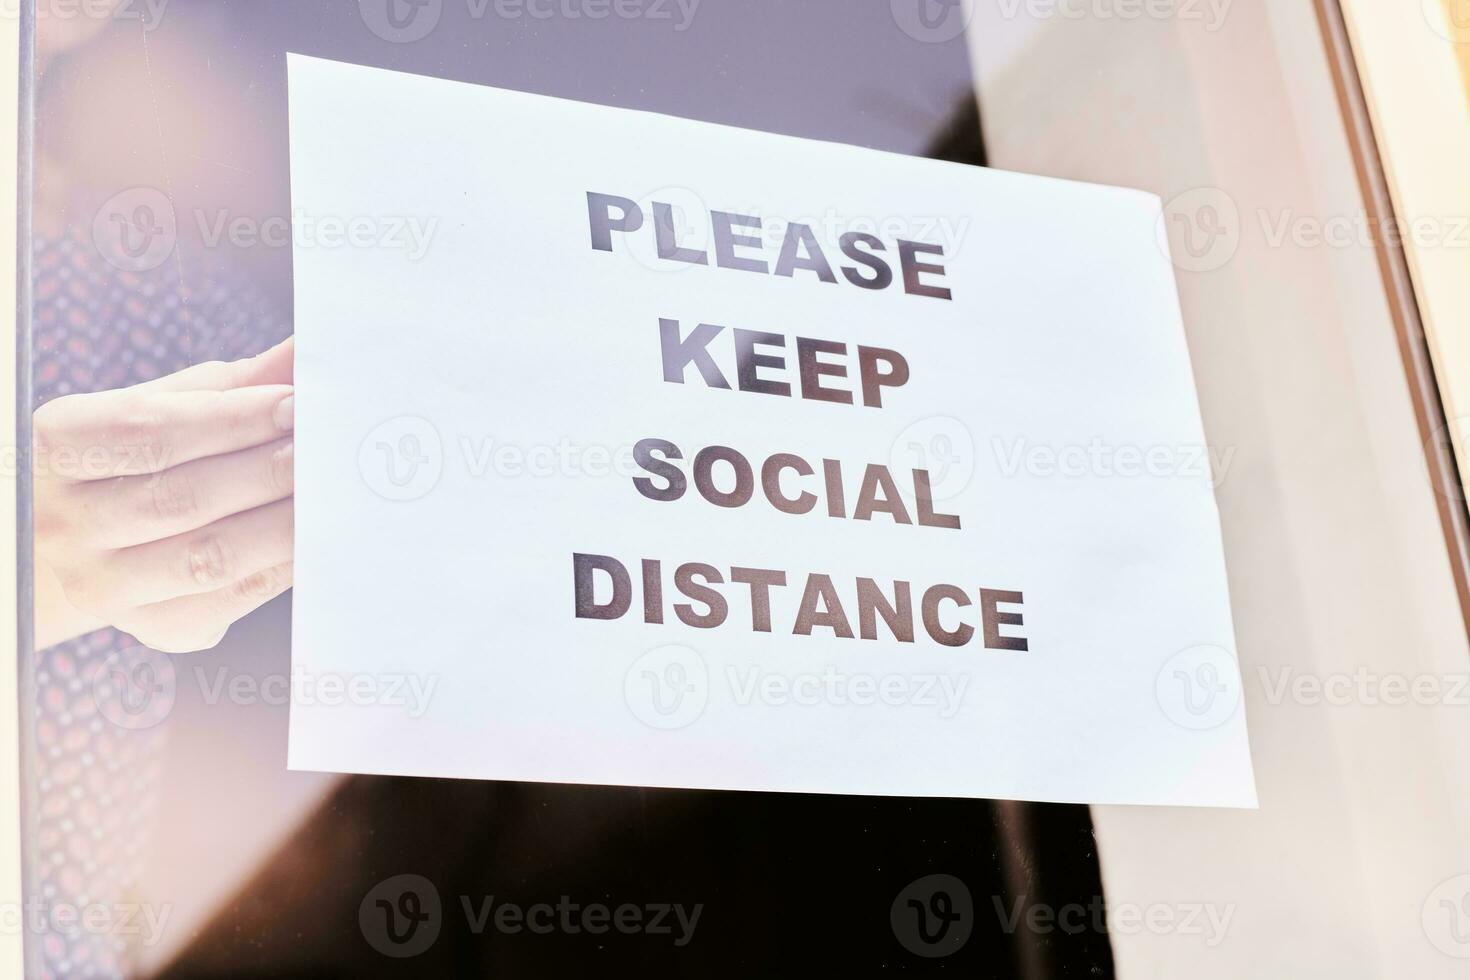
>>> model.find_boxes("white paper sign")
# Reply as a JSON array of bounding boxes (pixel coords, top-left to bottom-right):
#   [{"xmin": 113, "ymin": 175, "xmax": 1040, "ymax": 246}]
[{"xmin": 286, "ymin": 54, "xmax": 1256, "ymax": 808}]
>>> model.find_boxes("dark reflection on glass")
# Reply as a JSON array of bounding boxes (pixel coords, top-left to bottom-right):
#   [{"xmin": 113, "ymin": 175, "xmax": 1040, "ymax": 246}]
[{"xmin": 26, "ymin": 3, "xmax": 1105, "ymax": 976}]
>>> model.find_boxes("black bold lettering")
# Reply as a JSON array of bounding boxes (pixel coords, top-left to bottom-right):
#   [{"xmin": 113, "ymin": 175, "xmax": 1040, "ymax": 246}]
[
  {"xmin": 731, "ymin": 566, "xmax": 787, "ymax": 632},
  {"xmin": 693, "ymin": 445, "xmax": 755, "ymax": 508},
  {"xmin": 857, "ymin": 346, "xmax": 910, "ymax": 408},
  {"xmin": 573, "ymin": 553, "xmax": 631, "ymax": 620},
  {"xmin": 674, "ymin": 563, "xmax": 728, "ymax": 628},
  {"xmin": 897, "ymin": 240, "xmax": 951, "ymax": 300},
  {"xmin": 796, "ymin": 337, "xmax": 852, "ymax": 405},
  {"xmin": 712, "ymin": 211, "xmax": 767, "ymax": 273},
  {"xmin": 761, "ymin": 453, "xmax": 817, "ymax": 515},
  {"xmin": 857, "ymin": 578, "xmax": 915, "ymax": 643},
  {"xmin": 587, "ymin": 192, "xmax": 643, "ymax": 251},
  {"xmin": 774, "ymin": 222, "xmax": 836, "ymax": 282},
  {"xmin": 660, "ymin": 318, "xmax": 731, "ymax": 389},
  {"xmin": 921, "ymin": 584, "xmax": 973, "ymax": 647},
  {"xmin": 734, "ymin": 329, "xmax": 791, "ymax": 397},
  {"xmin": 793, "ymin": 573, "xmax": 855, "ymax": 638},
  {"xmin": 632, "ymin": 438, "xmax": 686, "ymax": 502},
  {"xmin": 838, "ymin": 232, "xmax": 893, "ymax": 289},
  {"xmin": 981, "ymin": 589, "xmax": 1028, "ymax": 651},
  {"xmin": 654, "ymin": 201, "xmax": 708, "ymax": 265}
]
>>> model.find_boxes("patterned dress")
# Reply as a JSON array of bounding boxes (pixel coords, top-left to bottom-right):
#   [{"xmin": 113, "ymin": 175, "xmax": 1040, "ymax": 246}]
[{"xmin": 31, "ymin": 222, "xmax": 290, "ymax": 979}]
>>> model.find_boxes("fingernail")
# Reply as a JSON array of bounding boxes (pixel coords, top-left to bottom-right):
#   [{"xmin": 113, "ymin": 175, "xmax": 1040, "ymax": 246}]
[{"xmin": 274, "ymin": 394, "xmax": 295, "ymax": 431}]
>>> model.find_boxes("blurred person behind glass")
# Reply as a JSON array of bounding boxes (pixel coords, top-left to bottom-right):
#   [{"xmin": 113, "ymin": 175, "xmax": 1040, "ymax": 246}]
[
  {"xmin": 26, "ymin": 6, "xmax": 1105, "ymax": 977},
  {"xmin": 30, "ymin": 5, "xmax": 295, "ymax": 976}
]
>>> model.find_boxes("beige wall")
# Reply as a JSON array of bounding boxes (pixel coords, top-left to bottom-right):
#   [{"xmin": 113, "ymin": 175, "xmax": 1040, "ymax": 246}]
[{"xmin": 969, "ymin": 2, "xmax": 1470, "ymax": 976}]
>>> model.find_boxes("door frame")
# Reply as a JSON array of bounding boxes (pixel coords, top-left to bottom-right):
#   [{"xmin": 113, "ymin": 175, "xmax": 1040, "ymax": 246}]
[
  {"xmin": 1323, "ymin": 0, "xmax": 1470, "ymax": 637},
  {"xmin": 3, "ymin": 1, "xmax": 30, "ymax": 976}
]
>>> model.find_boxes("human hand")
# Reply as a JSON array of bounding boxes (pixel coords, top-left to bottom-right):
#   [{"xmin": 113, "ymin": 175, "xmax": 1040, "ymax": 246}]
[{"xmin": 33, "ymin": 338, "xmax": 296, "ymax": 652}]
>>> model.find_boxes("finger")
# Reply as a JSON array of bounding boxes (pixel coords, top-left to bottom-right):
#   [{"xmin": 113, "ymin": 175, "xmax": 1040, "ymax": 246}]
[
  {"xmin": 96, "ymin": 498, "xmax": 293, "ymax": 608},
  {"xmin": 34, "ymin": 384, "xmax": 294, "ymax": 481},
  {"xmin": 117, "ymin": 562, "xmax": 294, "ymax": 654},
  {"xmin": 62, "ymin": 438, "xmax": 293, "ymax": 549},
  {"xmin": 138, "ymin": 336, "xmax": 295, "ymax": 393}
]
